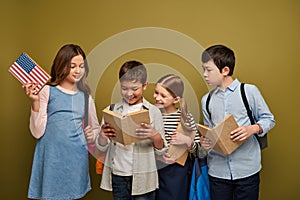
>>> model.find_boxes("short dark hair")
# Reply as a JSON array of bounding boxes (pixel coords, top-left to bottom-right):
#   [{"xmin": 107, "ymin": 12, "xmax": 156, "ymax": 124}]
[
  {"xmin": 119, "ymin": 60, "xmax": 147, "ymax": 84},
  {"xmin": 201, "ymin": 44, "xmax": 235, "ymax": 76}
]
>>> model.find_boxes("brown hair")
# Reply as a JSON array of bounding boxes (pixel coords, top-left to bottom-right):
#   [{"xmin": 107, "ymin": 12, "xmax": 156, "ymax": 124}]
[
  {"xmin": 119, "ymin": 60, "xmax": 147, "ymax": 84},
  {"xmin": 48, "ymin": 44, "xmax": 91, "ymax": 94},
  {"xmin": 201, "ymin": 44, "xmax": 235, "ymax": 76},
  {"xmin": 156, "ymin": 74, "xmax": 184, "ymax": 98},
  {"xmin": 156, "ymin": 74, "xmax": 193, "ymax": 131}
]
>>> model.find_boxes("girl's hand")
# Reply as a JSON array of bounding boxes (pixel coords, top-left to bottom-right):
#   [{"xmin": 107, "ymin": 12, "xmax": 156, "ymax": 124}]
[
  {"xmin": 135, "ymin": 122, "xmax": 158, "ymax": 139},
  {"xmin": 22, "ymin": 82, "xmax": 39, "ymax": 101},
  {"xmin": 84, "ymin": 125, "xmax": 95, "ymax": 144},
  {"xmin": 200, "ymin": 135, "xmax": 213, "ymax": 150},
  {"xmin": 170, "ymin": 132, "xmax": 192, "ymax": 147},
  {"xmin": 22, "ymin": 82, "xmax": 40, "ymax": 112},
  {"xmin": 162, "ymin": 152, "xmax": 176, "ymax": 164}
]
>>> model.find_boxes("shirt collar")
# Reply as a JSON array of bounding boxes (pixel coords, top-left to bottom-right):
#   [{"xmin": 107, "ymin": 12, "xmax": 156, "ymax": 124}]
[
  {"xmin": 214, "ymin": 78, "xmax": 240, "ymax": 94},
  {"xmin": 115, "ymin": 97, "xmax": 151, "ymax": 111},
  {"xmin": 228, "ymin": 78, "xmax": 240, "ymax": 92}
]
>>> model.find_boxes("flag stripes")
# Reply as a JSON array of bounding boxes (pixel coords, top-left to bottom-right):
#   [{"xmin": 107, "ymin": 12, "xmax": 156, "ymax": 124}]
[{"xmin": 8, "ymin": 53, "xmax": 51, "ymax": 93}]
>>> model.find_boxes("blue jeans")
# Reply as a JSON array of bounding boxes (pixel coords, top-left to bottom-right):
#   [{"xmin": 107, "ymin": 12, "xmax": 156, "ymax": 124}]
[
  {"xmin": 112, "ymin": 174, "xmax": 156, "ymax": 200},
  {"xmin": 209, "ymin": 172, "xmax": 260, "ymax": 200}
]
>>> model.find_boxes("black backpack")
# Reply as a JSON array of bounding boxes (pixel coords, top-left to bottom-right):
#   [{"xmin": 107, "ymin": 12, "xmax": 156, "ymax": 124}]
[{"xmin": 205, "ymin": 83, "xmax": 268, "ymax": 149}]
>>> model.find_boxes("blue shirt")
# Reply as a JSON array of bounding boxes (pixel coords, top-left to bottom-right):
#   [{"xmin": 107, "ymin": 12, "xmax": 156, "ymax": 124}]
[{"xmin": 201, "ymin": 79, "xmax": 275, "ymax": 180}]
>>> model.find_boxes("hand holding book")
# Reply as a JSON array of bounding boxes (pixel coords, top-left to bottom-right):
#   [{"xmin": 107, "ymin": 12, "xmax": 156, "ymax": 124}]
[
  {"xmin": 101, "ymin": 123, "xmax": 117, "ymax": 138},
  {"xmin": 197, "ymin": 114, "xmax": 243, "ymax": 155},
  {"xmin": 168, "ymin": 123, "xmax": 196, "ymax": 166},
  {"xmin": 135, "ymin": 122, "xmax": 158, "ymax": 138},
  {"xmin": 102, "ymin": 109, "xmax": 150, "ymax": 146}
]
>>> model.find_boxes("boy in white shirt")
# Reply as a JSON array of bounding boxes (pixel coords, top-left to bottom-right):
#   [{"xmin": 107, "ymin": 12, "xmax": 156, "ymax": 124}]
[{"xmin": 95, "ymin": 60, "xmax": 167, "ymax": 200}]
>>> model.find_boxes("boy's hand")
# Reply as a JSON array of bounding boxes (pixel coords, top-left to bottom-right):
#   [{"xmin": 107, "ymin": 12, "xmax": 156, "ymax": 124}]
[
  {"xmin": 230, "ymin": 125, "xmax": 259, "ymax": 142},
  {"xmin": 101, "ymin": 123, "xmax": 116, "ymax": 138},
  {"xmin": 84, "ymin": 125, "xmax": 95, "ymax": 144},
  {"xmin": 136, "ymin": 122, "xmax": 165, "ymax": 150},
  {"xmin": 200, "ymin": 135, "xmax": 213, "ymax": 150},
  {"xmin": 135, "ymin": 122, "xmax": 158, "ymax": 139}
]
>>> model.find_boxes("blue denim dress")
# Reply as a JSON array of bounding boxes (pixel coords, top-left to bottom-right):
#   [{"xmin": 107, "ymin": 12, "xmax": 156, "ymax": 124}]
[{"xmin": 28, "ymin": 86, "xmax": 91, "ymax": 200}]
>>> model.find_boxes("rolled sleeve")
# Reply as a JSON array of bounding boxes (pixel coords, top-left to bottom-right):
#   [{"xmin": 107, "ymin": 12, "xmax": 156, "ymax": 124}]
[{"xmin": 95, "ymin": 134, "xmax": 110, "ymax": 152}]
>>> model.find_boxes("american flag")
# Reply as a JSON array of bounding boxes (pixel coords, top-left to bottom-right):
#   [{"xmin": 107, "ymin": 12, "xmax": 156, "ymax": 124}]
[{"xmin": 8, "ymin": 53, "xmax": 51, "ymax": 94}]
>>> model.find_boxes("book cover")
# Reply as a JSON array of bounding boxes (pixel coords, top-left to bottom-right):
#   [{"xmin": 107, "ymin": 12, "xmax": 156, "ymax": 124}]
[
  {"xmin": 8, "ymin": 52, "xmax": 51, "ymax": 94},
  {"xmin": 102, "ymin": 108, "xmax": 150, "ymax": 146},
  {"xmin": 168, "ymin": 123, "xmax": 196, "ymax": 166},
  {"xmin": 197, "ymin": 114, "xmax": 243, "ymax": 155}
]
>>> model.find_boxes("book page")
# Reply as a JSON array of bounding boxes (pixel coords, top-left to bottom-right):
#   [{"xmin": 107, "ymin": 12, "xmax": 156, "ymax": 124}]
[
  {"xmin": 121, "ymin": 110, "xmax": 150, "ymax": 145},
  {"xmin": 102, "ymin": 109, "xmax": 125, "ymax": 144},
  {"xmin": 197, "ymin": 114, "xmax": 242, "ymax": 155},
  {"xmin": 102, "ymin": 109, "xmax": 150, "ymax": 145}
]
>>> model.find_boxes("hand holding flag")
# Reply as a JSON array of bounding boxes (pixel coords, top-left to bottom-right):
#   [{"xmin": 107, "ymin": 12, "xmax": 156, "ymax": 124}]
[{"xmin": 8, "ymin": 53, "xmax": 51, "ymax": 94}]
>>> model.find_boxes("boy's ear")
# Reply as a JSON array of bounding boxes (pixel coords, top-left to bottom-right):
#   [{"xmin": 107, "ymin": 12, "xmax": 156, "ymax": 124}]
[
  {"xmin": 142, "ymin": 81, "xmax": 148, "ymax": 90},
  {"xmin": 222, "ymin": 66, "xmax": 230, "ymax": 76}
]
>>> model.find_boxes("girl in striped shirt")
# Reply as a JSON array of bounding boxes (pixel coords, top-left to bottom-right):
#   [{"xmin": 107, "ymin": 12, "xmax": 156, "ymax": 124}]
[{"xmin": 153, "ymin": 74, "xmax": 201, "ymax": 200}]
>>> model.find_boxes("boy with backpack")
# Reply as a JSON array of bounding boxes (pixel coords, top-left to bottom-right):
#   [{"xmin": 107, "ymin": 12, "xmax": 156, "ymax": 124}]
[{"xmin": 200, "ymin": 44, "xmax": 275, "ymax": 200}]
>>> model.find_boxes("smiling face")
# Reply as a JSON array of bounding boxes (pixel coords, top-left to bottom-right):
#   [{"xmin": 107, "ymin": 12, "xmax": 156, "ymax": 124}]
[
  {"xmin": 120, "ymin": 80, "xmax": 147, "ymax": 105},
  {"xmin": 153, "ymin": 83, "xmax": 179, "ymax": 113},
  {"xmin": 59, "ymin": 54, "xmax": 85, "ymax": 91},
  {"xmin": 65, "ymin": 55, "xmax": 85, "ymax": 84}
]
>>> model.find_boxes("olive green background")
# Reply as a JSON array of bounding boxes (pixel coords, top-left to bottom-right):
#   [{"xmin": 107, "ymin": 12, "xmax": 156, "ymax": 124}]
[{"xmin": 1, "ymin": 0, "xmax": 299, "ymax": 199}]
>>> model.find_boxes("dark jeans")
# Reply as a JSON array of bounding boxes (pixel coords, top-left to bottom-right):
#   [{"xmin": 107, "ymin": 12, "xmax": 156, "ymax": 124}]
[
  {"xmin": 112, "ymin": 174, "xmax": 156, "ymax": 200},
  {"xmin": 209, "ymin": 172, "xmax": 260, "ymax": 200}
]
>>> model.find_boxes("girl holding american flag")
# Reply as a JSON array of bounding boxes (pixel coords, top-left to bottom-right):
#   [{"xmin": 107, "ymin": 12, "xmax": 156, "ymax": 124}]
[{"xmin": 22, "ymin": 44, "xmax": 100, "ymax": 200}]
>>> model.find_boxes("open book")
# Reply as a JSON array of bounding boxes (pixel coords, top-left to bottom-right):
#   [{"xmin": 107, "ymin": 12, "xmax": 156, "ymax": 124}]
[
  {"xmin": 197, "ymin": 114, "xmax": 243, "ymax": 155},
  {"xmin": 168, "ymin": 123, "xmax": 196, "ymax": 166},
  {"xmin": 102, "ymin": 109, "xmax": 150, "ymax": 146}
]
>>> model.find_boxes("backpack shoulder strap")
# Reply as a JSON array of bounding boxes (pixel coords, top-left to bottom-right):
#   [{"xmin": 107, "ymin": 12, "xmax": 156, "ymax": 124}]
[
  {"xmin": 84, "ymin": 93, "xmax": 89, "ymax": 128},
  {"xmin": 108, "ymin": 104, "xmax": 148, "ymax": 111},
  {"xmin": 205, "ymin": 90, "xmax": 213, "ymax": 121},
  {"xmin": 109, "ymin": 104, "xmax": 115, "ymax": 111},
  {"xmin": 240, "ymin": 83, "xmax": 255, "ymax": 125},
  {"xmin": 240, "ymin": 83, "xmax": 268, "ymax": 149},
  {"xmin": 142, "ymin": 105, "xmax": 149, "ymax": 110}
]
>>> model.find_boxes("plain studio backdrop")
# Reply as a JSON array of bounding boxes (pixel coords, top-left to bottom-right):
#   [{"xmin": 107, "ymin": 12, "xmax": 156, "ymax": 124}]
[{"xmin": 0, "ymin": 0, "xmax": 298, "ymax": 199}]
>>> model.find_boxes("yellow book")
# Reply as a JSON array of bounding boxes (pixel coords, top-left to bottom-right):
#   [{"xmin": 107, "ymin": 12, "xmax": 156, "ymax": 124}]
[
  {"xmin": 197, "ymin": 114, "xmax": 243, "ymax": 155},
  {"xmin": 102, "ymin": 109, "xmax": 150, "ymax": 146}
]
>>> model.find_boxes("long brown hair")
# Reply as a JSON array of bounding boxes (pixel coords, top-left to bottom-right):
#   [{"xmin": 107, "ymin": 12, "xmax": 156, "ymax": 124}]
[{"xmin": 48, "ymin": 44, "xmax": 91, "ymax": 94}]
